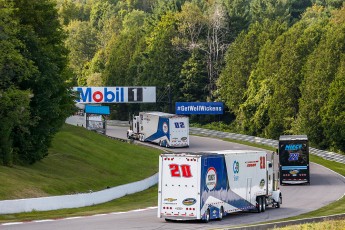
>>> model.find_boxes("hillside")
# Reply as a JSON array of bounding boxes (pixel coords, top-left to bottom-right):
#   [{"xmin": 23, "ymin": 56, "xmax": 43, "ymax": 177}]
[{"xmin": 0, "ymin": 124, "xmax": 161, "ymax": 200}]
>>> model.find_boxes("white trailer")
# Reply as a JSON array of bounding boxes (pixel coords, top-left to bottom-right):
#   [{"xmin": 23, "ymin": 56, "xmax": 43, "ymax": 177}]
[
  {"xmin": 158, "ymin": 150, "xmax": 282, "ymax": 222},
  {"xmin": 127, "ymin": 112, "xmax": 189, "ymax": 148}
]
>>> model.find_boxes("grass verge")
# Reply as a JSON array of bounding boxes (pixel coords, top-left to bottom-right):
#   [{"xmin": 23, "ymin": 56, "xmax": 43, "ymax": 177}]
[
  {"xmin": 0, "ymin": 124, "xmax": 161, "ymax": 199},
  {"xmin": 278, "ymin": 219, "xmax": 345, "ymax": 230}
]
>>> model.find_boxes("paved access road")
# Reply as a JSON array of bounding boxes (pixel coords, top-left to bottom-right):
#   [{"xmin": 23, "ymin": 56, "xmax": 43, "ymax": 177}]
[{"xmin": 2, "ymin": 125, "xmax": 344, "ymax": 230}]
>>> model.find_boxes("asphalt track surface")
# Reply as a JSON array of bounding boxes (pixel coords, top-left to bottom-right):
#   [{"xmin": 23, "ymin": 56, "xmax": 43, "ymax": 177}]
[{"xmin": 2, "ymin": 125, "xmax": 345, "ymax": 230}]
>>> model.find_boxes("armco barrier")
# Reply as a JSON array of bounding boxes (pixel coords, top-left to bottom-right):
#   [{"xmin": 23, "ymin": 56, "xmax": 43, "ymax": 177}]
[
  {"xmin": 189, "ymin": 127, "xmax": 345, "ymax": 164},
  {"xmin": 0, "ymin": 173, "xmax": 158, "ymax": 214}
]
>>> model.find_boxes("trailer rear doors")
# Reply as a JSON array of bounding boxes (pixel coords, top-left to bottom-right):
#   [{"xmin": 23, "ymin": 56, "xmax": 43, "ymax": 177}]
[
  {"xmin": 158, "ymin": 154, "xmax": 201, "ymax": 220},
  {"xmin": 279, "ymin": 135, "xmax": 310, "ymax": 185}
]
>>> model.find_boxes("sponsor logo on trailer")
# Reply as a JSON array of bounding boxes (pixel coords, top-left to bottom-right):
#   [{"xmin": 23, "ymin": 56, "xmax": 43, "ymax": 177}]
[
  {"xmin": 164, "ymin": 198, "xmax": 177, "ymax": 202},
  {"xmin": 246, "ymin": 160, "xmax": 258, "ymax": 167},
  {"xmin": 182, "ymin": 198, "xmax": 196, "ymax": 206},
  {"xmin": 285, "ymin": 144, "xmax": 303, "ymax": 151},
  {"xmin": 290, "ymin": 169, "xmax": 299, "ymax": 176},
  {"xmin": 206, "ymin": 167, "xmax": 217, "ymax": 191},
  {"xmin": 163, "ymin": 122, "xmax": 168, "ymax": 134},
  {"xmin": 288, "ymin": 152, "xmax": 299, "ymax": 161},
  {"xmin": 233, "ymin": 160, "xmax": 239, "ymax": 181},
  {"xmin": 233, "ymin": 161, "xmax": 239, "ymax": 173}
]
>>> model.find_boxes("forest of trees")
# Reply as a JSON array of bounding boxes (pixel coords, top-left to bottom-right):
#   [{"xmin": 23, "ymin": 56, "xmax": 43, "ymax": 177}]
[{"xmin": 1, "ymin": 0, "xmax": 344, "ymax": 165}]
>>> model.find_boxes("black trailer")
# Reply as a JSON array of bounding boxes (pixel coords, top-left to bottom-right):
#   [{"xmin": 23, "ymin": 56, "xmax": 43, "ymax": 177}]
[{"xmin": 278, "ymin": 135, "xmax": 310, "ymax": 185}]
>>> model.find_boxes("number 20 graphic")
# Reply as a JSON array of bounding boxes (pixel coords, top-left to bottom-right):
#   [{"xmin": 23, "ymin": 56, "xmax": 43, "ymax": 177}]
[{"xmin": 169, "ymin": 164, "xmax": 192, "ymax": 177}]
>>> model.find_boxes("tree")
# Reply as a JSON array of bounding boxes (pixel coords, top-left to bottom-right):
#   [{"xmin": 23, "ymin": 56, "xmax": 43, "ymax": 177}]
[
  {"xmin": 218, "ymin": 19, "xmax": 287, "ymax": 133},
  {"xmin": 322, "ymin": 55, "xmax": 345, "ymax": 151},
  {"xmin": 179, "ymin": 51, "xmax": 208, "ymax": 102},
  {"xmin": 11, "ymin": 0, "xmax": 75, "ymax": 164},
  {"xmin": 249, "ymin": 0, "xmax": 291, "ymax": 23},
  {"xmin": 294, "ymin": 6, "xmax": 345, "ymax": 148},
  {"xmin": 59, "ymin": 0, "xmax": 89, "ymax": 26},
  {"xmin": 264, "ymin": 5, "xmax": 329, "ymax": 138},
  {"xmin": 65, "ymin": 20, "xmax": 98, "ymax": 85},
  {"xmin": 173, "ymin": 2, "xmax": 207, "ymax": 50},
  {"xmin": 204, "ymin": 2, "xmax": 229, "ymax": 100},
  {"xmin": 104, "ymin": 10, "xmax": 147, "ymax": 86},
  {"xmin": 137, "ymin": 11, "xmax": 187, "ymax": 112},
  {"xmin": 0, "ymin": 0, "xmax": 33, "ymax": 165}
]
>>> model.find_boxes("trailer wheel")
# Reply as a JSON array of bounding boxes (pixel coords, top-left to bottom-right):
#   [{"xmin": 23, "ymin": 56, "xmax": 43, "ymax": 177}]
[
  {"xmin": 256, "ymin": 197, "xmax": 262, "ymax": 213},
  {"xmin": 261, "ymin": 198, "xmax": 266, "ymax": 212},
  {"xmin": 203, "ymin": 209, "xmax": 210, "ymax": 223},
  {"xmin": 217, "ymin": 207, "xmax": 224, "ymax": 221},
  {"xmin": 276, "ymin": 195, "xmax": 282, "ymax": 208}
]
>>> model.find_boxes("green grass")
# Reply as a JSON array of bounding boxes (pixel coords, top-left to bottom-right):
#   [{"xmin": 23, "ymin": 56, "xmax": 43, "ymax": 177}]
[
  {"xmin": 0, "ymin": 124, "xmax": 161, "ymax": 200},
  {"xmin": 277, "ymin": 219, "xmax": 345, "ymax": 230}
]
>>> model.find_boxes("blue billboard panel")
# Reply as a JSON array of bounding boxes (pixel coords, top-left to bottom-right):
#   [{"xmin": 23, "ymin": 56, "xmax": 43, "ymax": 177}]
[{"xmin": 175, "ymin": 102, "xmax": 224, "ymax": 115}]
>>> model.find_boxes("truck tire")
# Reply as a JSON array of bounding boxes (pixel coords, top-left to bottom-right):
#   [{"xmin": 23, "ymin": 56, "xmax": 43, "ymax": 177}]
[
  {"xmin": 217, "ymin": 206, "xmax": 224, "ymax": 221},
  {"xmin": 203, "ymin": 209, "xmax": 210, "ymax": 223},
  {"xmin": 276, "ymin": 195, "xmax": 282, "ymax": 208},
  {"xmin": 261, "ymin": 197, "xmax": 266, "ymax": 212},
  {"xmin": 256, "ymin": 197, "xmax": 262, "ymax": 213}
]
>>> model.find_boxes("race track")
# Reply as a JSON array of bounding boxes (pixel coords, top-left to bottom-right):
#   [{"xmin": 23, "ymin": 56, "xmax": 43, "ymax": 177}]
[{"xmin": 2, "ymin": 125, "xmax": 345, "ymax": 230}]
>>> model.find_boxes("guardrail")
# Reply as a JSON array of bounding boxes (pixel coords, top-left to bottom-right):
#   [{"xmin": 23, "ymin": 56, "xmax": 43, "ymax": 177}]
[
  {"xmin": 0, "ymin": 173, "xmax": 158, "ymax": 214},
  {"xmin": 189, "ymin": 127, "xmax": 345, "ymax": 164},
  {"xmin": 105, "ymin": 122, "xmax": 345, "ymax": 164}
]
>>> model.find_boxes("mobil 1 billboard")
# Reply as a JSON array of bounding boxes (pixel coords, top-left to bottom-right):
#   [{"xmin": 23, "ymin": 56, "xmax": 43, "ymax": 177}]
[
  {"xmin": 74, "ymin": 87, "xmax": 156, "ymax": 103},
  {"xmin": 175, "ymin": 102, "xmax": 224, "ymax": 115}
]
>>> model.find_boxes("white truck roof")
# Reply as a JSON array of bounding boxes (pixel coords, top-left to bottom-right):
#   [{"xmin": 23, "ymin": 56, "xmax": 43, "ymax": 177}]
[
  {"xmin": 140, "ymin": 111, "xmax": 187, "ymax": 118},
  {"xmin": 161, "ymin": 150, "xmax": 266, "ymax": 157}
]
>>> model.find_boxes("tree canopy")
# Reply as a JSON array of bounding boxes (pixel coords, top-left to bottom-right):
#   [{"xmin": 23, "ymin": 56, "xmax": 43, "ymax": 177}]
[
  {"xmin": 0, "ymin": 0, "xmax": 75, "ymax": 165},
  {"xmin": 2, "ymin": 0, "xmax": 344, "ymax": 166}
]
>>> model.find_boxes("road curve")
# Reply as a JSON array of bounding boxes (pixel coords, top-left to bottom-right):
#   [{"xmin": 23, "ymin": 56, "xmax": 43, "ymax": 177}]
[{"xmin": 2, "ymin": 125, "xmax": 345, "ymax": 230}]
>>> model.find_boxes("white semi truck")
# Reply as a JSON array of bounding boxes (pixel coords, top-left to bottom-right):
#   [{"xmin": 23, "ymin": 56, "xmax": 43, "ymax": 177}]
[
  {"xmin": 158, "ymin": 150, "xmax": 282, "ymax": 222},
  {"xmin": 127, "ymin": 112, "xmax": 189, "ymax": 148}
]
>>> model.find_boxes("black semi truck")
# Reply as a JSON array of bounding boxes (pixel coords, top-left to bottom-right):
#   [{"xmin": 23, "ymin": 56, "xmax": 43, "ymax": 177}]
[{"xmin": 278, "ymin": 135, "xmax": 310, "ymax": 185}]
